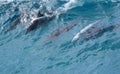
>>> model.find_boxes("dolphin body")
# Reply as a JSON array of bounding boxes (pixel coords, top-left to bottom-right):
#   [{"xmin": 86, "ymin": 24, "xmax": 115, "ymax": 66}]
[
  {"xmin": 72, "ymin": 20, "xmax": 101, "ymax": 42},
  {"xmin": 72, "ymin": 19, "xmax": 116, "ymax": 42},
  {"xmin": 5, "ymin": 13, "xmax": 23, "ymax": 33},
  {"xmin": 82, "ymin": 25, "xmax": 115, "ymax": 41},
  {"xmin": 46, "ymin": 19, "xmax": 79, "ymax": 40},
  {"xmin": 72, "ymin": 20, "xmax": 119, "ymax": 42},
  {"xmin": 25, "ymin": 12, "xmax": 55, "ymax": 34}
]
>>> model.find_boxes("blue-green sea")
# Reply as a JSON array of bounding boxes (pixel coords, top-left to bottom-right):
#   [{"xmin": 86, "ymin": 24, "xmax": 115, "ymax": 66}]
[{"xmin": 0, "ymin": 0, "xmax": 120, "ymax": 74}]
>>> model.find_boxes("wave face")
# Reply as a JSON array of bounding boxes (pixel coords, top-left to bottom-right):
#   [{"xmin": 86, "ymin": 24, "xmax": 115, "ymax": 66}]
[{"xmin": 0, "ymin": 0, "xmax": 120, "ymax": 74}]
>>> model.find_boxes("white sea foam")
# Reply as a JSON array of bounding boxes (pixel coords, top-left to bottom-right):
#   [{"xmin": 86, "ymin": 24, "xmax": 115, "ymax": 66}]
[{"xmin": 55, "ymin": 0, "xmax": 82, "ymax": 16}]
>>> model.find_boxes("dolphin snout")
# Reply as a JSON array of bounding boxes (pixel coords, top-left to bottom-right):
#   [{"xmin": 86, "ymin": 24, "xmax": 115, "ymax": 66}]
[{"xmin": 72, "ymin": 33, "xmax": 80, "ymax": 42}]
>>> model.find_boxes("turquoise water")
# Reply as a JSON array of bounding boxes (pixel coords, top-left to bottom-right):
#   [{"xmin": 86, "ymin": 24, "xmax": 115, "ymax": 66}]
[{"xmin": 0, "ymin": 0, "xmax": 120, "ymax": 74}]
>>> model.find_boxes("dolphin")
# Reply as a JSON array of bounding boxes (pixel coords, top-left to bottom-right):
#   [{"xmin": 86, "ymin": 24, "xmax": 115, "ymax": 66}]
[
  {"xmin": 25, "ymin": 12, "xmax": 55, "ymax": 34},
  {"xmin": 5, "ymin": 13, "xmax": 24, "ymax": 33},
  {"xmin": 46, "ymin": 19, "xmax": 79, "ymax": 40},
  {"xmin": 72, "ymin": 19, "xmax": 116, "ymax": 42},
  {"xmin": 72, "ymin": 19, "xmax": 103, "ymax": 42}
]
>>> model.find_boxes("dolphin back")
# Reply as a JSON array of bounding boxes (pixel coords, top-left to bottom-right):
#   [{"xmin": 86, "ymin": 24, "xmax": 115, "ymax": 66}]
[{"xmin": 25, "ymin": 14, "xmax": 55, "ymax": 34}]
